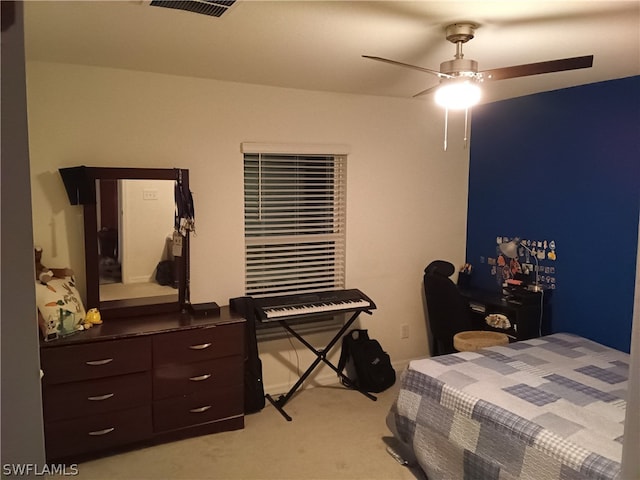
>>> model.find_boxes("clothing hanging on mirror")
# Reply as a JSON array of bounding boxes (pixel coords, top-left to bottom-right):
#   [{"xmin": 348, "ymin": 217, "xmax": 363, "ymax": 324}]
[{"xmin": 175, "ymin": 169, "xmax": 195, "ymax": 236}]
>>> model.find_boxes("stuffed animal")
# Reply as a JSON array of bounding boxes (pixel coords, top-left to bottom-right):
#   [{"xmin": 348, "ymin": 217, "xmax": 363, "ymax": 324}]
[
  {"xmin": 83, "ymin": 308, "xmax": 103, "ymax": 329},
  {"xmin": 35, "ymin": 246, "xmax": 73, "ymax": 283}
]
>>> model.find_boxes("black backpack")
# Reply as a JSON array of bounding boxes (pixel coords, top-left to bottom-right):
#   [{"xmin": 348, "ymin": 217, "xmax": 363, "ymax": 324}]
[
  {"xmin": 155, "ymin": 260, "xmax": 175, "ymax": 287},
  {"xmin": 337, "ymin": 329, "xmax": 396, "ymax": 393}
]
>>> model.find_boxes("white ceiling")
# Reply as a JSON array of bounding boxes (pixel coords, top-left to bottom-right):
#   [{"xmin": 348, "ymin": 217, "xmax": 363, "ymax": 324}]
[{"xmin": 24, "ymin": 0, "xmax": 640, "ymax": 104}]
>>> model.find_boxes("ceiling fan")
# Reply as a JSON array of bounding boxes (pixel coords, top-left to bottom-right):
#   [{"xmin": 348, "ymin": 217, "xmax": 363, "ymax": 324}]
[
  {"xmin": 364, "ymin": 22, "xmax": 594, "ymax": 105},
  {"xmin": 363, "ymin": 22, "xmax": 594, "ymax": 150}
]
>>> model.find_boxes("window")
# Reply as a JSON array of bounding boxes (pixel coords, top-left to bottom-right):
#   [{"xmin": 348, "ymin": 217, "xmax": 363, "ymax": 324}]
[{"xmin": 242, "ymin": 144, "xmax": 347, "ymax": 302}]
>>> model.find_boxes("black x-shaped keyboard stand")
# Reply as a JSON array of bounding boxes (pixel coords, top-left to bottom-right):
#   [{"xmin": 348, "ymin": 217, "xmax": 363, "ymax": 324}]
[{"xmin": 264, "ymin": 308, "xmax": 377, "ymax": 421}]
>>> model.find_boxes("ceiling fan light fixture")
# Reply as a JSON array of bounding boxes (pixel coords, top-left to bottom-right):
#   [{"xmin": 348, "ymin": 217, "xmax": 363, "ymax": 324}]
[{"xmin": 434, "ymin": 79, "xmax": 481, "ymax": 110}]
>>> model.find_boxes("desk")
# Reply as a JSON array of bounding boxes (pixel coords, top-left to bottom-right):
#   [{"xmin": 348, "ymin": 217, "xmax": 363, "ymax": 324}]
[{"xmin": 459, "ymin": 288, "xmax": 550, "ymax": 341}]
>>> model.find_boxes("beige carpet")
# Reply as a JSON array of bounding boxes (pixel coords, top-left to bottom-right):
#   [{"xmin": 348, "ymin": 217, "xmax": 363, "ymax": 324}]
[{"xmin": 74, "ymin": 383, "xmax": 423, "ymax": 480}]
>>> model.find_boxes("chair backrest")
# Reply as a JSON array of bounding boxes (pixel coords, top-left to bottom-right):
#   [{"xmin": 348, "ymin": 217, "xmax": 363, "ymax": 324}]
[
  {"xmin": 423, "ymin": 260, "xmax": 473, "ymax": 355},
  {"xmin": 98, "ymin": 227, "xmax": 118, "ymax": 259}
]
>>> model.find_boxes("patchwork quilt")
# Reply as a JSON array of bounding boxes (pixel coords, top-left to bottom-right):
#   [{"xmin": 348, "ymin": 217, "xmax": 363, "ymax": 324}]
[{"xmin": 389, "ymin": 333, "xmax": 628, "ymax": 480}]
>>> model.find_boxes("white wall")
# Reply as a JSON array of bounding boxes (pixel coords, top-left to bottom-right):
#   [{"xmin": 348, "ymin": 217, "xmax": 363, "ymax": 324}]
[{"xmin": 26, "ymin": 61, "xmax": 470, "ymax": 392}]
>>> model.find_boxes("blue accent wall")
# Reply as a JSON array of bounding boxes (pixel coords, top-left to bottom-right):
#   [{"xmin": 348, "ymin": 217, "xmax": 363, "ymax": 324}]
[{"xmin": 466, "ymin": 76, "xmax": 640, "ymax": 352}]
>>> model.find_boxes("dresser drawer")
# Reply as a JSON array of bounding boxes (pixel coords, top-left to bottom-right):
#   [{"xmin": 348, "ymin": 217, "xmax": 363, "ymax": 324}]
[
  {"xmin": 43, "ymin": 372, "xmax": 151, "ymax": 422},
  {"xmin": 41, "ymin": 337, "xmax": 151, "ymax": 385},
  {"xmin": 153, "ymin": 355, "xmax": 242, "ymax": 400},
  {"xmin": 153, "ymin": 323, "xmax": 244, "ymax": 366},
  {"xmin": 153, "ymin": 385, "xmax": 243, "ymax": 432},
  {"xmin": 44, "ymin": 406, "xmax": 152, "ymax": 460}
]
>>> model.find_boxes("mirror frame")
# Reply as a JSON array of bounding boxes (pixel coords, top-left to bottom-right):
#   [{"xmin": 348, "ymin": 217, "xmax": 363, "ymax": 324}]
[{"xmin": 59, "ymin": 166, "xmax": 189, "ymax": 319}]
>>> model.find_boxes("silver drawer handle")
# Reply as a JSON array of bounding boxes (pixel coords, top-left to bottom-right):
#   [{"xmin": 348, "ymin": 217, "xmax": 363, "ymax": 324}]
[
  {"xmin": 88, "ymin": 427, "xmax": 115, "ymax": 436},
  {"xmin": 189, "ymin": 405, "xmax": 212, "ymax": 413},
  {"xmin": 87, "ymin": 393, "xmax": 114, "ymax": 401},
  {"xmin": 85, "ymin": 358, "xmax": 113, "ymax": 366},
  {"xmin": 189, "ymin": 374, "xmax": 211, "ymax": 382},
  {"xmin": 189, "ymin": 343, "xmax": 212, "ymax": 350}
]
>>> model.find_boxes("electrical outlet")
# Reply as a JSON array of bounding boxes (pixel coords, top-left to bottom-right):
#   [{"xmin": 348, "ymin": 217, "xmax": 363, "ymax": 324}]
[{"xmin": 401, "ymin": 324, "xmax": 409, "ymax": 339}]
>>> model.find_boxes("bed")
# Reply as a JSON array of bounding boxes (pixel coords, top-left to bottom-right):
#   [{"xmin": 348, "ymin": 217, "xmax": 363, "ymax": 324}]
[{"xmin": 387, "ymin": 333, "xmax": 628, "ymax": 480}]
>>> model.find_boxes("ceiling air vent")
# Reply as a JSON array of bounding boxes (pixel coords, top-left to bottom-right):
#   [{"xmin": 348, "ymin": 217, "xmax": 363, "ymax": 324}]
[{"xmin": 149, "ymin": 0, "xmax": 237, "ymax": 18}]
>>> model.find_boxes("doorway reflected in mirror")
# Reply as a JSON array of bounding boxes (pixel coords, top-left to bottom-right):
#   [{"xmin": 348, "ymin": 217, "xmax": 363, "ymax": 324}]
[{"xmin": 96, "ymin": 178, "xmax": 178, "ymax": 303}]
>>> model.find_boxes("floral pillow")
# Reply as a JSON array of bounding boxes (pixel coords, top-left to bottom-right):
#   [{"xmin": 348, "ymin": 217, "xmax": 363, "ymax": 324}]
[{"xmin": 35, "ymin": 278, "xmax": 86, "ymax": 331}]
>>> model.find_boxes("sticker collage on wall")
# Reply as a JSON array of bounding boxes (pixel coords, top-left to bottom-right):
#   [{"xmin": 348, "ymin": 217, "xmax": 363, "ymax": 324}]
[{"xmin": 488, "ymin": 236, "xmax": 558, "ymax": 290}]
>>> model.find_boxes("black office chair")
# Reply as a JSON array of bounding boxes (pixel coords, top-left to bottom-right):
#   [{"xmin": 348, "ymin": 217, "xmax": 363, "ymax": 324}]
[
  {"xmin": 98, "ymin": 227, "xmax": 118, "ymax": 260},
  {"xmin": 423, "ymin": 260, "xmax": 510, "ymax": 355},
  {"xmin": 98, "ymin": 227, "xmax": 121, "ymax": 282},
  {"xmin": 423, "ymin": 260, "xmax": 475, "ymax": 356}
]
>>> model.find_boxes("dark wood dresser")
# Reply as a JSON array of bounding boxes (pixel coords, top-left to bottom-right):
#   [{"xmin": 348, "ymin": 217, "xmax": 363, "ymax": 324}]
[{"xmin": 40, "ymin": 306, "xmax": 245, "ymax": 461}]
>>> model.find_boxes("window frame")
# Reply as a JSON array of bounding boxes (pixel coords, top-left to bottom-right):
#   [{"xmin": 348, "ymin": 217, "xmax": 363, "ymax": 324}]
[{"xmin": 241, "ymin": 143, "xmax": 349, "ymax": 335}]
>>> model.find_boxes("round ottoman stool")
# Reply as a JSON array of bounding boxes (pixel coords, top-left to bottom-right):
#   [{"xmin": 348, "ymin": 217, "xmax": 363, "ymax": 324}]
[{"xmin": 453, "ymin": 331, "xmax": 509, "ymax": 352}]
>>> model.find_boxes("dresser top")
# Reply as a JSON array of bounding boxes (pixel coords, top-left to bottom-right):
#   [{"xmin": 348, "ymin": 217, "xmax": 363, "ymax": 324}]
[{"xmin": 40, "ymin": 305, "xmax": 245, "ymax": 348}]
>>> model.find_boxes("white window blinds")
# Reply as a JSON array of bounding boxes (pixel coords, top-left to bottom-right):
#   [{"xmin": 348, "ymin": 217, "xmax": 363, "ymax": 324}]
[{"xmin": 243, "ymin": 149, "xmax": 347, "ymax": 298}]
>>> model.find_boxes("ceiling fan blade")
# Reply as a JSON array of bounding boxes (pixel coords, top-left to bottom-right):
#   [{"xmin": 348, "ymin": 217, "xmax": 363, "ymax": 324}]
[
  {"xmin": 413, "ymin": 84, "xmax": 440, "ymax": 98},
  {"xmin": 480, "ymin": 55, "xmax": 593, "ymax": 81},
  {"xmin": 362, "ymin": 55, "xmax": 444, "ymax": 77}
]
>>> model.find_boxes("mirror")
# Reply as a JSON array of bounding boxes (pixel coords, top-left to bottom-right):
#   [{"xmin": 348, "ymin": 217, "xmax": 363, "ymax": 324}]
[
  {"xmin": 97, "ymin": 179, "xmax": 178, "ymax": 304},
  {"xmin": 59, "ymin": 166, "xmax": 190, "ymax": 319}
]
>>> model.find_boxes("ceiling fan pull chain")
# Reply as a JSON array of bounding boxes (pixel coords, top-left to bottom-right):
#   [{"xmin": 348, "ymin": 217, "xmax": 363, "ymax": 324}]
[
  {"xmin": 443, "ymin": 108, "xmax": 449, "ymax": 151},
  {"xmin": 464, "ymin": 107, "xmax": 470, "ymax": 149}
]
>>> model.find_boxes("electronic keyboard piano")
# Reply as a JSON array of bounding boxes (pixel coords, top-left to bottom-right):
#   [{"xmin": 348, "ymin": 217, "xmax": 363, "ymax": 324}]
[
  {"xmin": 238, "ymin": 288, "xmax": 377, "ymax": 421},
  {"xmin": 252, "ymin": 288, "xmax": 376, "ymax": 322}
]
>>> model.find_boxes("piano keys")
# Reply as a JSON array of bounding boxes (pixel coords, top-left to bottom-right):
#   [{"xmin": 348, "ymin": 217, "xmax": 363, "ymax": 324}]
[{"xmin": 252, "ymin": 288, "xmax": 376, "ymax": 322}]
